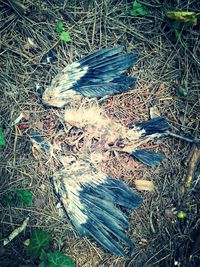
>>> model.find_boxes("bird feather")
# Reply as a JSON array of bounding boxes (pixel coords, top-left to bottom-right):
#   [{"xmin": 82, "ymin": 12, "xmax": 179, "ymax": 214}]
[
  {"xmin": 42, "ymin": 47, "xmax": 137, "ymax": 107},
  {"xmin": 52, "ymin": 157, "xmax": 142, "ymax": 256}
]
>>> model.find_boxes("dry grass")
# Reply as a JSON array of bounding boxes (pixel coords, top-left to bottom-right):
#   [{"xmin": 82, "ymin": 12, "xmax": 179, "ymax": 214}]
[{"xmin": 0, "ymin": 0, "xmax": 200, "ymax": 266}]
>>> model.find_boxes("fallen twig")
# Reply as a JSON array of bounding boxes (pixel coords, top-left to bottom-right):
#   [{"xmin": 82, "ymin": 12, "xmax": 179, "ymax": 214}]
[
  {"xmin": 3, "ymin": 217, "xmax": 29, "ymax": 246},
  {"xmin": 8, "ymin": 0, "xmax": 27, "ymax": 16},
  {"xmin": 184, "ymin": 146, "xmax": 200, "ymax": 189},
  {"xmin": 167, "ymin": 132, "xmax": 200, "ymax": 145}
]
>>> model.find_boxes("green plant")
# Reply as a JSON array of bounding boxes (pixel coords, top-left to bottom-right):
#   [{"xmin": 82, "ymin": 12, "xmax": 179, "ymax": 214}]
[
  {"xmin": 130, "ymin": 0, "xmax": 149, "ymax": 17},
  {"xmin": 166, "ymin": 11, "xmax": 197, "ymax": 41},
  {"xmin": 1, "ymin": 189, "xmax": 33, "ymax": 206},
  {"xmin": 16, "ymin": 188, "xmax": 33, "ymax": 205},
  {"xmin": 26, "ymin": 229, "xmax": 75, "ymax": 267},
  {"xmin": 166, "ymin": 11, "xmax": 197, "ymax": 25},
  {"xmin": 60, "ymin": 31, "xmax": 71, "ymax": 42},
  {"xmin": 55, "ymin": 21, "xmax": 71, "ymax": 43},
  {"xmin": 176, "ymin": 86, "xmax": 188, "ymax": 97},
  {"xmin": 0, "ymin": 127, "xmax": 5, "ymax": 146},
  {"xmin": 55, "ymin": 21, "xmax": 64, "ymax": 33}
]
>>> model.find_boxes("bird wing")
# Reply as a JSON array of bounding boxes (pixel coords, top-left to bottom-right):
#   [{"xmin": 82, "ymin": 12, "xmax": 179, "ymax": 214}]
[
  {"xmin": 42, "ymin": 47, "xmax": 137, "ymax": 107},
  {"xmin": 53, "ymin": 156, "xmax": 142, "ymax": 256}
]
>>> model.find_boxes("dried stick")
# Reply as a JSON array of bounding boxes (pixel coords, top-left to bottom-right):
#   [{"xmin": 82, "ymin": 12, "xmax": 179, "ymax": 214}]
[
  {"xmin": 184, "ymin": 147, "xmax": 200, "ymax": 189},
  {"xmin": 167, "ymin": 132, "xmax": 200, "ymax": 145}
]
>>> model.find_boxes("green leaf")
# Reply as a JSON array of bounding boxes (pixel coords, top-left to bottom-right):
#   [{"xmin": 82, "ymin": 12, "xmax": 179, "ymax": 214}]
[
  {"xmin": 177, "ymin": 210, "xmax": 187, "ymax": 219},
  {"xmin": 0, "ymin": 127, "xmax": 5, "ymax": 146},
  {"xmin": 130, "ymin": 10, "xmax": 137, "ymax": 16},
  {"xmin": 176, "ymin": 87, "xmax": 188, "ymax": 97},
  {"xmin": 175, "ymin": 29, "xmax": 181, "ymax": 41},
  {"xmin": 27, "ymin": 229, "xmax": 51, "ymax": 259},
  {"xmin": 38, "ymin": 262, "xmax": 46, "ymax": 267},
  {"xmin": 47, "ymin": 251, "xmax": 75, "ymax": 267},
  {"xmin": 40, "ymin": 249, "xmax": 48, "ymax": 261},
  {"xmin": 16, "ymin": 189, "xmax": 33, "ymax": 206},
  {"xmin": 60, "ymin": 31, "xmax": 71, "ymax": 42},
  {"xmin": 56, "ymin": 21, "xmax": 64, "ymax": 33},
  {"xmin": 130, "ymin": 1, "xmax": 149, "ymax": 17},
  {"xmin": 166, "ymin": 11, "xmax": 197, "ymax": 25},
  {"xmin": 137, "ymin": 7, "xmax": 148, "ymax": 16}
]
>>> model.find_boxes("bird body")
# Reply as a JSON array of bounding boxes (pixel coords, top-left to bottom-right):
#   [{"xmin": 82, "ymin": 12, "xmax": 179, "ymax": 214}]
[
  {"xmin": 29, "ymin": 47, "xmax": 170, "ymax": 256},
  {"xmin": 63, "ymin": 106, "xmax": 169, "ymax": 166}
]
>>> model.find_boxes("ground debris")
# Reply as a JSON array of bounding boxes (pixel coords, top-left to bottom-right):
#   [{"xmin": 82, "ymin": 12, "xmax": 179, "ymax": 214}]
[
  {"xmin": 3, "ymin": 217, "xmax": 29, "ymax": 246},
  {"xmin": 184, "ymin": 146, "xmax": 200, "ymax": 189},
  {"xmin": 0, "ymin": 0, "xmax": 200, "ymax": 265}
]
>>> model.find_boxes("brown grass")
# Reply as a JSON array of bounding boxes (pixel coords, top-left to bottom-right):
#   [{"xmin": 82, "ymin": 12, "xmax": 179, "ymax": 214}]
[{"xmin": 0, "ymin": 0, "xmax": 200, "ymax": 266}]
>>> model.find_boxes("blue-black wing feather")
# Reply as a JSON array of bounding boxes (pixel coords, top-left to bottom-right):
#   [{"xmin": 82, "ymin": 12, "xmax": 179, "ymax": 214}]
[
  {"xmin": 131, "ymin": 149, "xmax": 165, "ymax": 167},
  {"xmin": 53, "ymin": 169, "xmax": 142, "ymax": 256},
  {"xmin": 72, "ymin": 48, "xmax": 137, "ymax": 97},
  {"xmin": 128, "ymin": 117, "xmax": 171, "ymax": 166}
]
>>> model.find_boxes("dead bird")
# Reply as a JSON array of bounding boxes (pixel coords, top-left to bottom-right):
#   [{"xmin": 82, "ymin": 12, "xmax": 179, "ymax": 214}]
[{"xmin": 30, "ymin": 47, "xmax": 171, "ymax": 256}]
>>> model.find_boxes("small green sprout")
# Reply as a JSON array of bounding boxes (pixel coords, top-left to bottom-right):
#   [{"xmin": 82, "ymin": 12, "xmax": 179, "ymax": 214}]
[
  {"xmin": 177, "ymin": 211, "xmax": 187, "ymax": 219},
  {"xmin": 0, "ymin": 127, "xmax": 5, "ymax": 146},
  {"xmin": 27, "ymin": 229, "xmax": 51, "ymax": 259},
  {"xmin": 55, "ymin": 21, "xmax": 71, "ymax": 43},
  {"xmin": 56, "ymin": 21, "xmax": 64, "ymax": 33},
  {"xmin": 130, "ymin": 1, "xmax": 149, "ymax": 17},
  {"xmin": 60, "ymin": 31, "xmax": 71, "ymax": 42},
  {"xmin": 16, "ymin": 189, "xmax": 33, "ymax": 206}
]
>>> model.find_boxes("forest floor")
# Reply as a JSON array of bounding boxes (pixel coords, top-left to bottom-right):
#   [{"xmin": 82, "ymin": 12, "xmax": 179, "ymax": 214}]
[{"xmin": 0, "ymin": 0, "xmax": 200, "ymax": 266}]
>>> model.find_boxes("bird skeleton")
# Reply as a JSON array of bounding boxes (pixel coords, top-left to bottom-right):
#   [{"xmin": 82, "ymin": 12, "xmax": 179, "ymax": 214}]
[{"xmin": 63, "ymin": 106, "xmax": 169, "ymax": 166}]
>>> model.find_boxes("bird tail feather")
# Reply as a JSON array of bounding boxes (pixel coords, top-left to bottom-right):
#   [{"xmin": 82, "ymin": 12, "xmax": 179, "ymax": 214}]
[
  {"xmin": 131, "ymin": 149, "xmax": 165, "ymax": 167},
  {"xmin": 138, "ymin": 116, "xmax": 170, "ymax": 136},
  {"xmin": 128, "ymin": 117, "xmax": 170, "ymax": 166}
]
